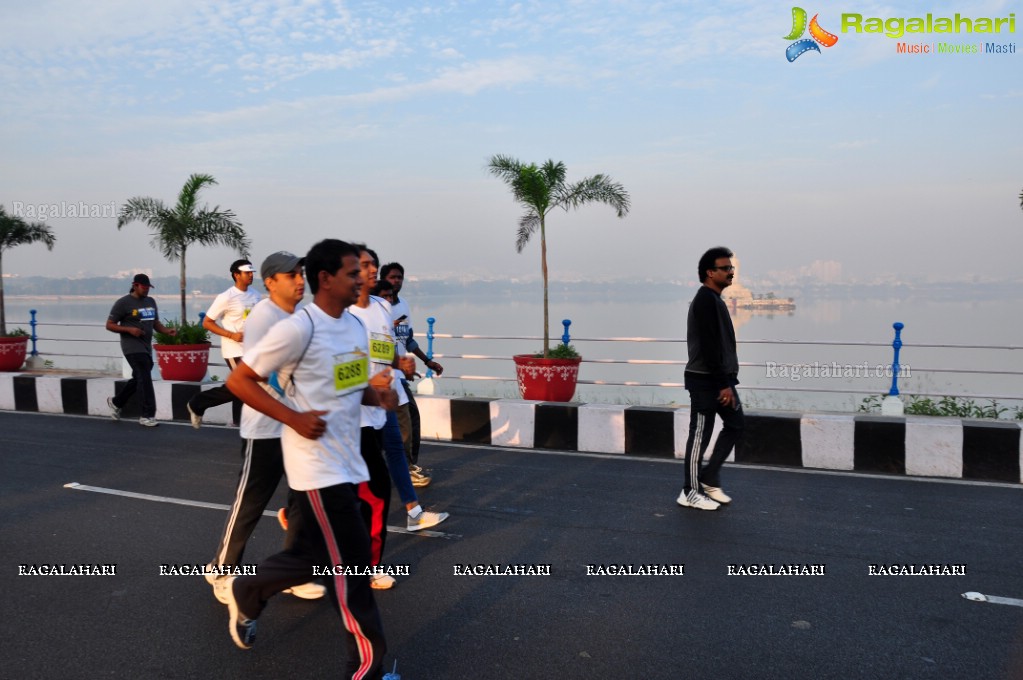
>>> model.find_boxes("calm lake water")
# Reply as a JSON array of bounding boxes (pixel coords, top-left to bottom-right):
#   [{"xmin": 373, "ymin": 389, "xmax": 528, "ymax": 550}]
[{"xmin": 6, "ymin": 287, "xmax": 1022, "ymax": 416}]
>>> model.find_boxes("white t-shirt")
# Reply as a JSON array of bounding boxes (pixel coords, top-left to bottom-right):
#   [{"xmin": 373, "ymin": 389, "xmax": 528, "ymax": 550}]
[
  {"xmin": 243, "ymin": 303, "xmax": 370, "ymax": 491},
  {"xmin": 239, "ymin": 298, "xmax": 291, "ymax": 440},
  {"xmin": 206, "ymin": 285, "xmax": 262, "ymax": 358},
  {"xmin": 349, "ymin": 296, "xmax": 407, "ymax": 430}
]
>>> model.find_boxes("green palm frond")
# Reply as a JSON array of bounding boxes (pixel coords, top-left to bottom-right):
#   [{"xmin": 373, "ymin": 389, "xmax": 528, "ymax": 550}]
[
  {"xmin": 116, "ymin": 174, "xmax": 249, "ymax": 321},
  {"xmin": 486, "ymin": 154, "xmax": 630, "ymax": 356}
]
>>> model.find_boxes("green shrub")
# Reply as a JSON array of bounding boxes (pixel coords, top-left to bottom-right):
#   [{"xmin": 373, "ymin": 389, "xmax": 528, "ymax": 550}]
[
  {"xmin": 154, "ymin": 319, "xmax": 210, "ymax": 345},
  {"xmin": 859, "ymin": 394, "xmax": 1012, "ymax": 420},
  {"xmin": 3, "ymin": 327, "xmax": 29, "ymax": 338},
  {"xmin": 530, "ymin": 343, "xmax": 580, "ymax": 359}
]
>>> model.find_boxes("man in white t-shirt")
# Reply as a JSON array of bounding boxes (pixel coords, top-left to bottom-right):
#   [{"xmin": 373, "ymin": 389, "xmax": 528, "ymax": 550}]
[
  {"xmin": 225, "ymin": 239, "xmax": 397, "ymax": 679},
  {"xmin": 350, "ymin": 246, "xmax": 449, "ymax": 590},
  {"xmin": 204, "ymin": 251, "xmax": 324, "ymax": 603},
  {"xmin": 187, "ymin": 258, "xmax": 262, "ymax": 428}
]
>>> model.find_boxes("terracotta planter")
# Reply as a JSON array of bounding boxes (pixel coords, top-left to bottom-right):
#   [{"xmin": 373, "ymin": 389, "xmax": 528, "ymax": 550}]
[
  {"xmin": 512, "ymin": 354, "xmax": 582, "ymax": 402},
  {"xmin": 154, "ymin": 343, "xmax": 210, "ymax": 382},
  {"xmin": 0, "ymin": 336, "xmax": 29, "ymax": 372}
]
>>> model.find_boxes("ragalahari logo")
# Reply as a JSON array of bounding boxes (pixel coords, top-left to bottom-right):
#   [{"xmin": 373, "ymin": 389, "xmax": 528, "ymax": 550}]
[{"xmin": 784, "ymin": 7, "xmax": 839, "ymax": 61}]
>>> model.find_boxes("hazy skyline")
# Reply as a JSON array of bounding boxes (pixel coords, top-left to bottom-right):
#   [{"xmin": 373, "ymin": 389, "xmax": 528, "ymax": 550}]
[{"xmin": 2, "ymin": 1, "xmax": 1021, "ymax": 284}]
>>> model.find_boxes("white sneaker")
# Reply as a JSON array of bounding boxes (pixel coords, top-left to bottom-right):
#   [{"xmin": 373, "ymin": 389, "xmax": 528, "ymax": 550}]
[
  {"xmin": 139, "ymin": 417, "xmax": 159, "ymax": 427},
  {"xmin": 106, "ymin": 397, "xmax": 121, "ymax": 421},
  {"xmin": 187, "ymin": 402, "xmax": 202, "ymax": 429},
  {"xmin": 371, "ymin": 573, "xmax": 396, "ymax": 590},
  {"xmin": 676, "ymin": 491, "xmax": 720, "ymax": 511},
  {"xmin": 211, "ymin": 576, "xmax": 231, "ymax": 604},
  {"xmin": 225, "ymin": 577, "xmax": 257, "ymax": 650},
  {"xmin": 407, "ymin": 509, "xmax": 449, "ymax": 531},
  {"xmin": 702, "ymin": 485, "xmax": 731, "ymax": 504},
  {"xmin": 283, "ymin": 582, "xmax": 326, "ymax": 599}
]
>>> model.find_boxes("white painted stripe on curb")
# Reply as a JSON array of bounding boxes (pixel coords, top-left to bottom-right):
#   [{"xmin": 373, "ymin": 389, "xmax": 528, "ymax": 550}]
[
  {"xmin": 962, "ymin": 592, "xmax": 1023, "ymax": 608},
  {"xmin": 62, "ymin": 482, "xmax": 456, "ymax": 539}
]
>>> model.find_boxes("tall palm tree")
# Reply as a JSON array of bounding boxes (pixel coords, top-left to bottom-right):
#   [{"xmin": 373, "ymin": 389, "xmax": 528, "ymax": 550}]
[
  {"xmin": 487, "ymin": 155, "xmax": 630, "ymax": 357},
  {"xmin": 118, "ymin": 173, "xmax": 250, "ymax": 322},
  {"xmin": 0, "ymin": 205, "xmax": 56, "ymax": 336}
]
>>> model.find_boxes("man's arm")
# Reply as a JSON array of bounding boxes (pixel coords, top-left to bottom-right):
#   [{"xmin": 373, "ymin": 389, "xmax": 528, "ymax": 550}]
[
  {"xmin": 405, "ymin": 327, "xmax": 443, "ymax": 375},
  {"xmin": 105, "ymin": 319, "xmax": 143, "ymax": 338},
  {"xmin": 153, "ymin": 319, "xmax": 177, "ymax": 336},
  {"xmin": 202, "ymin": 312, "xmax": 241, "ymax": 343},
  {"xmin": 692, "ymin": 291, "xmax": 726, "ymax": 383},
  {"xmin": 227, "ymin": 361, "xmax": 327, "ymax": 439}
]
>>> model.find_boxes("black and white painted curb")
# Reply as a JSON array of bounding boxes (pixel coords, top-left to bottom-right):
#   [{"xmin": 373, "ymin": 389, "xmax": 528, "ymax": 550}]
[
  {"xmin": 417, "ymin": 396, "xmax": 1023, "ymax": 484},
  {"xmin": 2, "ymin": 375, "xmax": 1020, "ymax": 484}
]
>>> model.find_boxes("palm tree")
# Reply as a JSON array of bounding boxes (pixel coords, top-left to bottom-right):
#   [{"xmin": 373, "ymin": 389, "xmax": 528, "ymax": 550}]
[
  {"xmin": 487, "ymin": 155, "xmax": 630, "ymax": 357},
  {"xmin": 0, "ymin": 205, "xmax": 56, "ymax": 336},
  {"xmin": 117, "ymin": 173, "xmax": 250, "ymax": 322}
]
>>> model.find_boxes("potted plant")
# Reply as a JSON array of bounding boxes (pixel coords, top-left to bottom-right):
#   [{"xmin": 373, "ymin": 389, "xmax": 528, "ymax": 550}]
[
  {"xmin": 1, "ymin": 204, "xmax": 56, "ymax": 372},
  {"xmin": 487, "ymin": 155, "xmax": 630, "ymax": 401},
  {"xmin": 0, "ymin": 327, "xmax": 30, "ymax": 372},
  {"xmin": 153, "ymin": 319, "xmax": 211, "ymax": 382}
]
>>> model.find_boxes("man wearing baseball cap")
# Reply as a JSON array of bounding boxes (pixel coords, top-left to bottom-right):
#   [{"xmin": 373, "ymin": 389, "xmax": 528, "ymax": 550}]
[
  {"xmin": 105, "ymin": 273, "xmax": 177, "ymax": 426},
  {"xmin": 204, "ymin": 251, "xmax": 325, "ymax": 603},
  {"xmin": 187, "ymin": 259, "xmax": 262, "ymax": 428}
]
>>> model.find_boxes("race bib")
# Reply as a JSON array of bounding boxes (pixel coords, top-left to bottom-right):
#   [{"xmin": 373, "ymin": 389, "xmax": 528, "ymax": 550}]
[
  {"xmin": 369, "ymin": 332, "xmax": 395, "ymax": 364},
  {"xmin": 333, "ymin": 350, "xmax": 369, "ymax": 394}
]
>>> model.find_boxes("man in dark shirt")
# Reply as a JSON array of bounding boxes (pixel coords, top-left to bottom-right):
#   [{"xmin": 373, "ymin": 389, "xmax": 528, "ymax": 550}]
[
  {"xmin": 105, "ymin": 273, "xmax": 176, "ymax": 426},
  {"xmin": 678, "ymin": 247, "xmax": 744, "ymax": 511}
]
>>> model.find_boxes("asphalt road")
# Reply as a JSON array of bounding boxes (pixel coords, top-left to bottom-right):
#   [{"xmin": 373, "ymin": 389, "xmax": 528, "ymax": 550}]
[{"xmin": 2, "ymin": 411, "xmax": 1022, "ymax": 680}]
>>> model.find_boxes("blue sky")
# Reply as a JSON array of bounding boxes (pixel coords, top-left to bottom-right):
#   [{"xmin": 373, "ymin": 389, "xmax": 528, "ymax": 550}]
[{"xmin": 1, "ymin": 0, "xmax": 1020, "ymax": 285}]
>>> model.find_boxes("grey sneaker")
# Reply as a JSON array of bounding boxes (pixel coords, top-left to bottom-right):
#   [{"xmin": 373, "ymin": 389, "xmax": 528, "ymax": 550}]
[
  {"xmin": 225, "ymin": 577, "xmax": 257, "ymax": 649},
  {"xmin": 187, "ymin": 402, "xmax": 202, "ymax": 429},
  {"xmin": 407, "ymin": 509, "xmax": 449, "ymax": 531},
  {"xmin": 106, "ymin": 397, "xmax": 121, "ymax": 421},
  {"xmin": 676, "ymin": 491, "xmax": 720, "ymax": 511},
  {"xmin": 139, "ymin": 417, "xmax": 159, "ymax": 427},
  {"xmin": 702, "ymin": 485, "xmax": 732, "ymax": 504}
]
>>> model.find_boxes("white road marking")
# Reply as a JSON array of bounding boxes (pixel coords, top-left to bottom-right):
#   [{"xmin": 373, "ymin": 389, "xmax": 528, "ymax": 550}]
[
  {"xmin": 962, "ymin": 592, "xmax": 1023, "ymax": 607},
  {"xmin": 63, "ymin": 482, "xmax": 456, "ymax": 539}
]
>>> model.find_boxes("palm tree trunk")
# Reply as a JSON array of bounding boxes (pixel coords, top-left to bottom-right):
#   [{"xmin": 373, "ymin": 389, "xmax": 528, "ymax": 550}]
[
  {"xmin": 540, "ymin": 215, "xmax": 549, "ymax": 358},
  {"xmin": 0, "ymin": 251, "xmax": 6, "ymax": 336},
  {"xmin": 179, "ymin": 247, "xmax": 187, "ymax": 322}
]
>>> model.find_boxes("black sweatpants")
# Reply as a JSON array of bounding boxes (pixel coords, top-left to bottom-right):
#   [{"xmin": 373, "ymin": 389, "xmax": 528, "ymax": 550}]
[
  {"xmin": 357, "ymin": 427, "xmax": 391, "ymax": 566},
  {"xmin": 683, "ymin": 386, "xmax": 745, "ymax": 494},
  {"xmin": 189, "ymin": 356, "xmax": 243, "ymax": 424},
  {"xmin": 211, "ymin": 438, "xmax": 285, "ymax": 569},
  {"xmin": 233, "ymin": 482, "xmax": 386, "ymax": 680}
]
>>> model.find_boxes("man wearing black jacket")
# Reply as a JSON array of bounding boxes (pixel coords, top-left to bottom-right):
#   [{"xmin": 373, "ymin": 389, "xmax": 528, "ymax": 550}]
[{"xmin": 678, "ymin": 247, "xmax": 745, "ymax": 511}]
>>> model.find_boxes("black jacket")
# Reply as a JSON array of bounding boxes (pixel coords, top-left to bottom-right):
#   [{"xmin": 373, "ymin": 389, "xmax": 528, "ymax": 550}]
[{"xmin": 684, "ymin": 285, "xmax": 739, "ymax": 390}]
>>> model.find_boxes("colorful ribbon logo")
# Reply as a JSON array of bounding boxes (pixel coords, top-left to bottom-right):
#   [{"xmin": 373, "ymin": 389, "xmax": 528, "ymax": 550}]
[{"xmin": 784, "ymin": 7, "xmax": 838, "ymax": 62}]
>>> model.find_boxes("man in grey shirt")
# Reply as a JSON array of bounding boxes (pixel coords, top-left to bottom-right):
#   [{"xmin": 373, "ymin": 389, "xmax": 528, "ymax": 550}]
[{"xmin": 105, "ymin": 273, "xmax": 176, "ymax": 427}]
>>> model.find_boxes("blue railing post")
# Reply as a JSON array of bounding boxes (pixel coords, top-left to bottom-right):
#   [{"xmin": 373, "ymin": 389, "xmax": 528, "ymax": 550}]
[
  {"xmin": 888, "ymin": 322, "xmax": 904, "ymax": 396},
  {"xmin": 425, "ymin": 317, "xmax": 436, "ymax": 378},
  {"xmin": 562, "ymin": 319, "xmax": 572, "ymax": 346},
  {"xmin": 29, "ymin": 309, "xmax": 39, "ymax": 357},
  {"xmin": 880, "ymin": 321, "xmax": 905, "ymax": 416}
]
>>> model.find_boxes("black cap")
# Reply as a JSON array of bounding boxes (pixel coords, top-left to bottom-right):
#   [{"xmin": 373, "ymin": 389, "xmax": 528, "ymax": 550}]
[{"xmin": 133, "ymin": 273, "xmax": 153, "ymax": 288}]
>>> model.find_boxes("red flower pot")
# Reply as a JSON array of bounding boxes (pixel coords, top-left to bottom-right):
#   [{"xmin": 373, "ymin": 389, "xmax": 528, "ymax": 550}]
[
  {"xmin": 0, "ymin": 336, "xmax": 28, "ymax": 372},
  {"xmin": 154, "ymin": 343, "xmax": 211, "ymax": 382},
  {"xmin": 512, "ymin": 354, "xmax": 582, "ymax": 402}
]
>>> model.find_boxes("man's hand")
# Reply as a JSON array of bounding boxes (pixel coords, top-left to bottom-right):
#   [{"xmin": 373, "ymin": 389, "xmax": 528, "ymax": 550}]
[
  {"xmin": 397, "ymin": 356, "xmax": 416, "ymax": 380},
  {"xmin": 288, "ymin": 409, "xmax": 328, "ymax": 440},
  {"xmin": 128, "ymin": 327, "xmax": 144, "ymax": 338},
  {"xmin": 718, "ymin": 387, "xmax": 735, "ymax": 408},
  {"xmin": 425, "ymin": 359, "xmax": 443, "ymax": 376}
]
